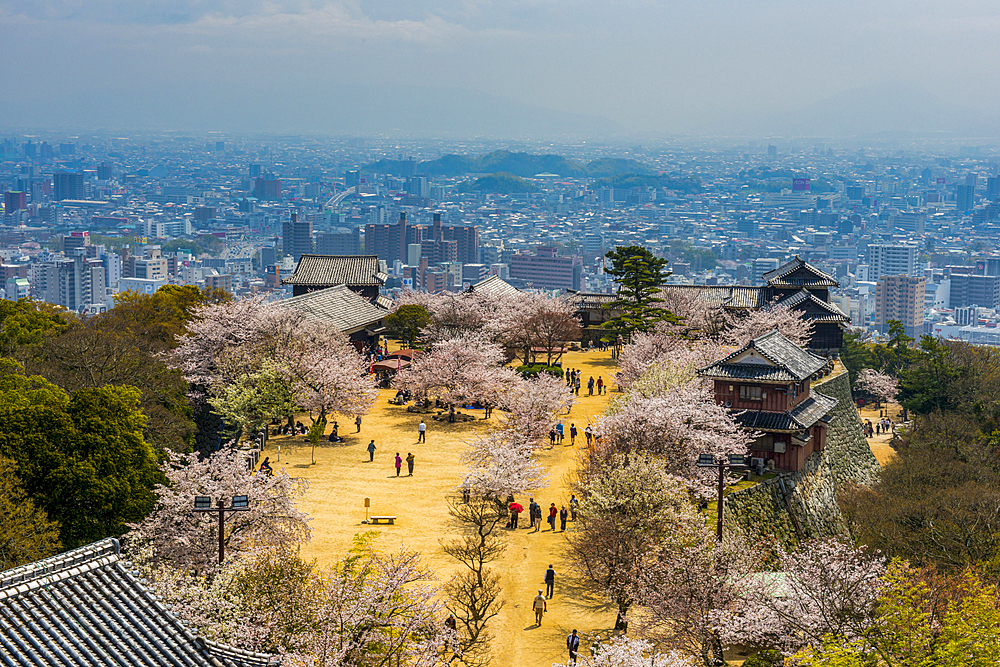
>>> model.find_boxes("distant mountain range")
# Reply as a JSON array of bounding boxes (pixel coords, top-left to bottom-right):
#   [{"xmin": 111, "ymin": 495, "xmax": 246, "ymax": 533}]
[{"xmin": 362, "ymin": 151, "xmax": 654, "ymax": 178}]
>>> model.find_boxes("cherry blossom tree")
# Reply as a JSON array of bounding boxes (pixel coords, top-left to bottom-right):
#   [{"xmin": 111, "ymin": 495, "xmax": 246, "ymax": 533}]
[
  {"xmin": 460, "ymin": 429, "xmax": 548, "ymax": 498},
  {"xmin": 500, "ymin": 372, "xmax": 576, "ymax": 447},
  {"xmin": 855, "ymin": 367, "xmax": 899, "ymax": 404},
  {"xmin": 554, "ymin": 636, "xmax": 697, "ymax": 667},
  {"xmin": 139, "ymin": 538, "xmax": 447, "ymax": 666},
  {"xmin": 393, "ymin": 333, "xmax": 519, "ymax": 412},
  {"xmin": 569, "ymin": 453, "xmax": 703, "ymax": 631},
  {"xmin": 127, "ymin": 446, "xmax": 310, "ymax": 575},
  {"xmin": 170, "ymin": 295, "xmax": 378, "ymax": 440},
  {"xmin": 721, "ymin": 538, "xmax": 887, "ymax": 656},
  {"xmin": 598, "ymin": 382, "xmax": 752, "ymax": 480},
  {"xmin": 616, "ymin": 331, "xmax": 721, "ymax": 390},
  {"xmin": 635, "ymin": 526, "xmax": 764, "ymax": 666},
  {"xmin": 720, "ymin": 300, "xmax": 814, "ymax": 349}
]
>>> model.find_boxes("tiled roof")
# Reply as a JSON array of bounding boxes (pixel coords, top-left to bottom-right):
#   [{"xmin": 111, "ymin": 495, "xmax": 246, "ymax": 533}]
[
  {"xmin": 282, "ymin": 254, "xmax": 387, "ymax": 287},
  {"xmin": 698, "ymin": 329, "xmax": 829, "ymax": 382},
  {"xmin": 562, "ymin": 291, "xmax": 618, "ymax": 309},
  {"xmin": 0, "ymin": 539, "xmax": 278, "ymax": 667},
  {"xmin": 735, "ymin": 392, "xmax": 838, "ymax": 433},
  {"xmin": 775, "ymin": 289, "xmax": 851, "ymax": 323},
  {"xmin": 659, "ymin": 285, "xmax": 771, "ymax": 309},
  {"xmin": 466, "ymin": 275, "xmax": 523, "ymax": 299},
  {"xmin": 281, "ymin": 284, "xmax": 387, "ymax": 334},
  {"xmin": 372, "ymin": 294, "xmax": 394, "ymax": 310},
  {"xmin": 789, "ymin": 391, "xmax": 839, "ymax": 429},
  {"xmin": 763, "ymin": 256, "xmax": 839, "ymax": 288},
  {"xmin": 697, "ymin": 362, "xmax": 802, "ymax": 383}
]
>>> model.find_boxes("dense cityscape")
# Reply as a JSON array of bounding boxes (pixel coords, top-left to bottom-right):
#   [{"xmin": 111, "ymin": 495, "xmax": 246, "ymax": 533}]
[{"xmin": 4, "ymin": 134, "xmax": 1000, "ymax": 347}]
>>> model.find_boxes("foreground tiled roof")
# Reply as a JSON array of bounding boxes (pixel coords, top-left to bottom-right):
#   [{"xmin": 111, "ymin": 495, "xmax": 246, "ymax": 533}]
[
  {"xmin": 562, "ymin": 291, "xmax": 618, "ymax": 309},
  {"xmin": 282, "ymin": 254, "xmax": 387, "ymax": 287},
  {"xmin": 466, "ymin": 275, "xmax": 522, "ymax": 299},
  {"xmin": 735, "ymin": 391, "xmax": 838, "ymax": 433},
  {"xmin": 0, "ymin": 539, "xmax": 278, "ymax": 667},
  {"xmin": 281, "ymin": 284, "xmax": 387, "ymax": 334},
  {"xmin": 698, "ymin": 329, "xmax": 830, "ymax": 382},
  {"xmin": 658, "ymin": 285, "xmax": 770, "ymax": 310},
  {"xmin": 762, "ymin": 255, "xmax": 839, "ymax": 288}
]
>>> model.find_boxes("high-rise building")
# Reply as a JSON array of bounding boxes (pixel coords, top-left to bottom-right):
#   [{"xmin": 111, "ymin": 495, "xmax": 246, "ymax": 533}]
[
  {"xmin": 53, "ymin": 171, "xmax": 85, "ymax": 201},
  {"xmin": 4, "ymin": 191, "xmax": 26, "ymax": 215},
  {"xmin": 365, "ymin": 212, "xmax": 478, "ymax": 267},
  {"xmin": 875, "ymin": 274, "xmax": 926, "ymax": 337},
  {"xmin": 282, "ymin": 212, "xmax": 313, "ymax": 262},
  {"xmin": 866, "ymin": 244, "xmax": 920, "ymax": 281},
  {"xmin": 316, "ymin": 228, "xmax": 361, "ymax": 256},
  {"xmin": 97, "ymin": 162, "xmax": 113, "ymax": 181},
  {"xmin": 253, "ymin": 176, "xmax": 282, "ymax": 200},
  {"xmin": 956, "ymin": 174, "xmax": 977, "ymax": 212},
  {"xmin": 988, "ymin": 176, "xmax": 1000, "ymax": 202},
  {"xmin": 509, "ymin": 246, "xmax": 582, "ymax": 291},
  {"xmin": 38, "ymin": 254, "xmax": 106, "ymax": 311},
  {"xmin": 948, "ymin": 274, "xmax": 1000, "ymax": 309},
  {"xmin": 61, "ymin": 231, "xmax": 91, "ymax": 254},
  {"xmin": 752, "ymin": 258, "xmax": 780, "ymax": 286}
]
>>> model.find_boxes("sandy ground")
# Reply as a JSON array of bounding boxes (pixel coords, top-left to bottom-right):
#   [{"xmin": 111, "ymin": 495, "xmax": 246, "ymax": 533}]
[
  {"xmin": 264, "ymin": 349, "xmax": 620, "ymax": 667},
  {"xmin": 857, "ymin": 403, "xmax": 903, "ymax": 466}
]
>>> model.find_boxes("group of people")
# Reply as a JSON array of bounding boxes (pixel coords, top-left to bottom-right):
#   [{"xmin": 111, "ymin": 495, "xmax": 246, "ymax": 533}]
[
  {"xmin": 280, "ymin": 421, "xmax": 308, "ymax": 436},
  {"xmin": 366, "ymin": 440, "xmax": 418, "ymax": 476},
  {"xmin": 864, "ymin": 417, "xmax": 893, "ymax": 438},
  {"xmin": 508, "ymin": 496, "xmax": 579, "ymax": 532},
  {"xmin": 564, "ymin": 368, "xmax": 605, "ymax": 396}
]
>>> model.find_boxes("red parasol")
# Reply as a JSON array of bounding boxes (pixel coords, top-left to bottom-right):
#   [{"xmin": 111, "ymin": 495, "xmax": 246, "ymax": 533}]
[
  {"xmin": 372, "ymin": 359, "xmax": 410, "ymax": 372},
  {"xmin": 509, "ymin": 502, "xmax": 524, "ymax": 513}
]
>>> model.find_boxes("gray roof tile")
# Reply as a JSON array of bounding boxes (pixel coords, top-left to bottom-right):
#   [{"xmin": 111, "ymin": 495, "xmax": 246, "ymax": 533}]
[
  {"xmin": 0, "ymin": 539, "xmax": 278, "ymax": 667},
  {"xmin": 762, "ymin": 255, "xmax": 839, "ymax": 288},
  {"xmin": 282, "ymin": 255, "xmax": 387, "ymax": 287},
  {"xmin": 698, "ymin": 329, "xmax": 830, "ymax": 382},
  {"xmin": 281, "ymin": 285, "xmax": 387, "ymax": 334},
  {"xmin": 466, "ymin": 275, "xmax": 522, "ymax": 299}
]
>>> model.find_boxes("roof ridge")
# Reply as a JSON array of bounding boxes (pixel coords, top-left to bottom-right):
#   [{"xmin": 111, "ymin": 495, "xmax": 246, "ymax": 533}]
[{"xmin": 0, "ymin": 538, "xmax": 120, "ymax": 590}]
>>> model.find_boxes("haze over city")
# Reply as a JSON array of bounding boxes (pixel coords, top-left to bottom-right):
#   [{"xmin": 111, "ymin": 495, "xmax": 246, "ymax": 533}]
[{"xmin": 4, "ymin": 0, "xmax": 1000, "ymax": 137}]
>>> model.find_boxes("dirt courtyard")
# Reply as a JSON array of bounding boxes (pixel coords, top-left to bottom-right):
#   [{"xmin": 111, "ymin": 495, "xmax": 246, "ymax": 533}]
[{"xmin": 264, "ymin": 349, "xmax": 620, "ymax": 666}]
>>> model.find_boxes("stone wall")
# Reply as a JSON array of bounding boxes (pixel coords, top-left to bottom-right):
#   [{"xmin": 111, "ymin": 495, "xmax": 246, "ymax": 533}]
[{"xmin": 723, "ymin": 367, "xmax": 880, "ymax": 548}]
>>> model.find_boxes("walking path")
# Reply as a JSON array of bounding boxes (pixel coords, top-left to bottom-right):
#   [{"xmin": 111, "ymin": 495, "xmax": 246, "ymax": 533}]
[
  {"xmin": 857, "ymin": 403, "xmax": 902, "ymax": 465},
  {"xmin": 263, "ymin": 349, "xmax": 619, "ymax": 666}
]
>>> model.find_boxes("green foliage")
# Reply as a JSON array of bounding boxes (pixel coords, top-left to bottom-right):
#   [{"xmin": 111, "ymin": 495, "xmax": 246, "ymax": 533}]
[
  {"xmin": 0, "ymin": 378, "xmax": 163, "ymax": 549},
  {"xmin": 667, "ymin": 239, "xmax": 718, "ymax": 270},
  {"xmin": 385, "ymin": 305, "xmax": 430, "ymax": 347},
  {"xmin": 208, "ymin": 358, "xmax": 297, "ymax": 439},
  {"xmin": 604, "ymin": 245, "xmax": 677, "ymax": 341},
  {"xmin": 515, "ymin": 364, "xmax": 564, "ymax": 379},
  {"xmin": 839, "ymin": 330, "xmax": 876, "ymax": 387},
  {"xmin": 898, "ymin": 336, "xmax": 962, "ymax": 415},
  {"xmin": 458, "ymin": 172, "xmax": 540, "ymax": 194},
  {"xmin": 742, "ymin": 650, "xmax": 783, "ymax": 667},
  {"xmin": 797, "ymin": 563, "xmax": 1000, "ymax": 667},
  {"xmin": 0, "ymin": 298, "xmax": 70, "ymax": 358},
  {"xmin": 0, "ymin": 456, "xmax": 62, "ymax": 569},
  {"xmin": 161, "ymin": 235, "xmax": 225, "ymax": 256},
  {"xmin": 584, "ymin": 158, "xmax": 655, "ymax": 177},
  {"xmin": 363, "ymin": 150, "xmax": 664, "ymax": 180}
]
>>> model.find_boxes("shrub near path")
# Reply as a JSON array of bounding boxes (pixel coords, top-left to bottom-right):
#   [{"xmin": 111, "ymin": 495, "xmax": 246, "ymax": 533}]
[{"xmin": 265, "ymin": 349, "xmax": 619, "ymax": 666}]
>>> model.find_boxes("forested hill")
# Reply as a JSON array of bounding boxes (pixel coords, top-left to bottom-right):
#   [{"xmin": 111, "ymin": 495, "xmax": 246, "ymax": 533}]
[{"xmin": 361, "ymin": 151, "xmax": 654, "ymax": 179}]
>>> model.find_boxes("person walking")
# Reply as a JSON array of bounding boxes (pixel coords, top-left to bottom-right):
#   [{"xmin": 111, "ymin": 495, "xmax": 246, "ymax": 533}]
[
  {"xmin": 597, "ymin": 376, "xmax": 604, "ymax": 395},
  {"xmin": 355, "ymin": 415, "xmax": 362, "ymax": 432},
  {"xmin": 418, "ymin": 420, "xmax": 427, "ymax": 442},
  {"xmin": 509, "ymin": 501, "xmax": 522, "ymax": 529},
  {"xmin": 567, "ymin": 630, "xmax": 580, "ymax": 664},
  {"xmin": 549, "ymin": 429, "xmax": 557, "ymax": 448},
  {"xmin": 570, "ymin": 494, "xmax": 579, "ymax": 521},
  {"xmin": 556, "ymin": 422, "xmax": 564, "ymax": 444},
  {"xmin": 569, "ymin": 424, "xmax": 578, "ymax": 446},
  {"xmin": 367, "ymin": 440, "xmax": 376, "ymax": 462},
  {"xmin": 559, "ymin": 505, "xmax": 568, "ymax": 531},
  {"xmin": 574, "ymin": 375, "xmax": 581, "ymax": 396},
  {"xmin": 406, "ymin": 452, "xmax": 415, "ymax": 476},
  {"xmin": 588, "ymin": 376, "xmax": 595, "ymax": 395},
  {"xmin": 394, "ymin": 453, "xmax": 402, "ymax": 477},
  {"xmin": 533, "ymin": 590, "xmax": 547, "ymax": 626},
  {"xmin": 529, "ymin": 498, "xmax": 538, "ymax": 529},
  {"xmin": 584, "ymin": 425, "xmax": 593, "ymax": 446},
  {"xmin": 544, "ymin": 564, "xmax": 556, "ymax": 599},
  {"xmin": 548, "ymin": 503, "xmax": 557, "ymax": 531}
]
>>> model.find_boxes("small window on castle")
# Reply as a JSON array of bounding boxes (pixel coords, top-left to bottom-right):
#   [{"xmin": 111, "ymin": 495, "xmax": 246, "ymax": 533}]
[{"xmin": 739, "ymin": 385, "xmax": 762, "ymax": 401}]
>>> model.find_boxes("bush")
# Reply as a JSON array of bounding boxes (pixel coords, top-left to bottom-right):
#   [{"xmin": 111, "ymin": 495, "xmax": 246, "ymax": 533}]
[
  {"xmin": 515, "ymin": 364, "xmax": 564, "ymax": 379},
  {"xmin": 742, "ymin": 650, "xmax": 783, "ymax": 667}
]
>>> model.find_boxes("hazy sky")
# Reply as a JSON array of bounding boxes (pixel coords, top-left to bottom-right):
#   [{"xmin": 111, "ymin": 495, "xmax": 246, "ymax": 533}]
[{"xmin": 3, "ymin": 0, "xmax": 1000, "ymax": 137}]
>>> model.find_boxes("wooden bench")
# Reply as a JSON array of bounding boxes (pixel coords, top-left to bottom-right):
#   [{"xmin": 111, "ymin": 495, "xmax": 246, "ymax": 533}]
[{"xmin": 369, "ymin": 516, "xmax": 396, "ymax": 525}]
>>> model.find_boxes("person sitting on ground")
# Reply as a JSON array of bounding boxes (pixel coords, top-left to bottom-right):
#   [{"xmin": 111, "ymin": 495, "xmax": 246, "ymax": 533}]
[{"xmin": 259, "ymin": 457, "xmax": 273, "ymax": 476}]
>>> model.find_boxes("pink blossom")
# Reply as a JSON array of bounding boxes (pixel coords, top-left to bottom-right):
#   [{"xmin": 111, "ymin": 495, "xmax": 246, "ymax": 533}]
[{"xmin": 854, "ymin": 368, "xmax": 899, "ymax": 403}]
